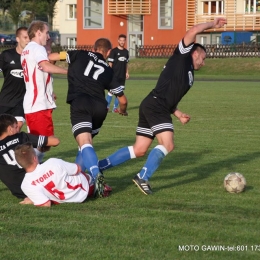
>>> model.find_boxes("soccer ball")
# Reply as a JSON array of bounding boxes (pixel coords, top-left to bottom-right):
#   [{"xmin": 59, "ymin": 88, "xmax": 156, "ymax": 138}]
[{"xmin": 224, "ymin": 172, "xmax": 246, "ymax": 193}]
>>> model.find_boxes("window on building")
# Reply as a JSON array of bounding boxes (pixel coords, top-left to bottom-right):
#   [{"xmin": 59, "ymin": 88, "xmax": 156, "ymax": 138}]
[
  {"xmin": 245, "ymin": 0, "xmax": 260, "ymax": 13},
  {"xmin": 68, "ymin": 4, "xmax": 77, "ymax": 19},
  {"xmin": 200, "ymin": 36, "xmax": 207, "ymax": 44},
  {"xmin": 203, "ymin": 1, "xmax": 224, "ymax": 14},
  {"xmin": 84, "ymin": 0, "xmax": 103, "ymax": 28},
  {"xmin": 67, "ymin": 37, "xmax": 77, "ymax": 47},
  {"xmin": 159, "ymin": 0, "xmax": 173, "ymax": 29}
]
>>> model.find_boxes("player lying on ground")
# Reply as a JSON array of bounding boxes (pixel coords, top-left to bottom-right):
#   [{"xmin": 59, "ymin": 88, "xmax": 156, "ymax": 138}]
[
  {"xmin": 14, "ymin": 142, "xmax": 112, "ymax": 207},
  {"xmin": 0, "ymin": 114, "xmax": 59, "ymax": 202}
]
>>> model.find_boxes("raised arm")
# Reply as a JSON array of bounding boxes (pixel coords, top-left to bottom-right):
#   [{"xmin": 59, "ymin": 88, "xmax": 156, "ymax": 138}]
[{"xmin": 184, "ymin": 18, "xmax": 227, "ymax": 46}]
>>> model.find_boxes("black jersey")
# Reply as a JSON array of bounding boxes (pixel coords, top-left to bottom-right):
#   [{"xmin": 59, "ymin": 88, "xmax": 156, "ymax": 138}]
[
  {"xmin": 151, "ymin": 39, "xmax": 194, "ymax": 113},
  {"xmin": 66, "ymin": 50, "xmax": 115, "ymax": 104},
  {"xmin": 0, "ymin": 48, "xmax": 26, "ymax": 107},
  {"xmin": 0, "ymin": 132, "xmax": 47, "ymax": 198},
  {"xmin": 107, "ymin": 47, "xmax": 129, "ymax": 80}
]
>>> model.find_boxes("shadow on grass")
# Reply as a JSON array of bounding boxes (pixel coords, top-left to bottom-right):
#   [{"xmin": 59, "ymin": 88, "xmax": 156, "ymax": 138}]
[
  {"xmin": 153, "ymin": 151, "xmax": 260, "ymax": 192},
  {"xmin": 47, "ymin": 136, "xmax": 260, "ymax": 196}
]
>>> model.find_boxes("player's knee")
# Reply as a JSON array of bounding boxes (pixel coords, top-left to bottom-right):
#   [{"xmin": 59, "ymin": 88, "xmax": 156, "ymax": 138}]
[
  {"xmin": 168, "ymin": 143, "xmax": 174, "ymax": 152},
  {"xmin": 134, "ymin": 148, "xmax": 147, "ymax": 157}
]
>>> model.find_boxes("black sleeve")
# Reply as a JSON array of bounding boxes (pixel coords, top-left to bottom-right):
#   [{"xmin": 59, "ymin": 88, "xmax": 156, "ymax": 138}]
[{"xmin": 20, "ymin": 132, "xmax": 48, "ymax": 148}]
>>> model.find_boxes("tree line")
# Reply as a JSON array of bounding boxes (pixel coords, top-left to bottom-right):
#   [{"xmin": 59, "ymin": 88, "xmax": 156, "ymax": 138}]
[{"xmin": 0, "ymin": 0, "xmax": 58, "ymax": 30}]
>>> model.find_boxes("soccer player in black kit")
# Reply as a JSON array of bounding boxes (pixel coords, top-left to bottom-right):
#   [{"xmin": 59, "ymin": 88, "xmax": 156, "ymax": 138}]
[
  {"xmin": 106, "ymin": 34, "xmax": 129, "ymax": 112},
  {"xmin": 98, "ymin": 18, "xmax": 227, "ymax": 195},
  {"xmin": 49, "ymin": 38, "xmax": 128, "ymax": 197},
  {"xmin": 0, "ymin": 114, "xmax": 59, "ymax": 202},
  {"xmin": 0, "ymin": 27, "xmax": 29, "ymax": 132}
]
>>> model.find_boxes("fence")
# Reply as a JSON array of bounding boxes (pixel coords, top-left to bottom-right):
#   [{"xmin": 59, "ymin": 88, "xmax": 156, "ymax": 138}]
[
  {"xmin": 135, "ymin": 43, "xmax": 260, "ymax": 58},
  {"xmin": 1, "ymin": 43, "xmax": 260, "ymax": 58}
]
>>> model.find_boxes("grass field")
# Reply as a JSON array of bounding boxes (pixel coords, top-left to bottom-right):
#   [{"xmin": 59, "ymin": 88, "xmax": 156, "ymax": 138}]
[{"xmin": 0, "ymin": 67, "xmax": 260, "ymax": 259}]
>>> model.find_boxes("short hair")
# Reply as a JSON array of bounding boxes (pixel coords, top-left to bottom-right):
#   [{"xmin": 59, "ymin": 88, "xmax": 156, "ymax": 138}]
[
  {"xmin": 191, "ymin": 43, "xmax": 206, "ymax": 54},
  {"xmin": 94, "ymin": 38, "xmax": 112, "ymax": 53},
  {"xmin": 0, "ymin": 114, "xmax": 17, "ymax": 135},
  {"xmin": 27, "ymin": 20, "xmax": 48, "ymax": 40},
  {"xmin": 118, "ymin": 34, "xmax": 126, "ymax": 39},
  {"xmin": 16, "ymin": 26, "xmax": 28, "ymax": 37},
  {"xmin": 14, "ymin": 142, "xmax": 36, "ymax": 169}
]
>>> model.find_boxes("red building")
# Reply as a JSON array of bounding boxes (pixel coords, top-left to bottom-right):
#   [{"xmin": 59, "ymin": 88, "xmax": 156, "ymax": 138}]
[{"xmin": 77, "ymin": 0, "xmax": 187, "ymax": 56}]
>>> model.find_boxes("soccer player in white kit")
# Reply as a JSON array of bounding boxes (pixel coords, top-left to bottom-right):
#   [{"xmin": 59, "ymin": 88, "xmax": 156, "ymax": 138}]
[
  {"xmin": 21, "ymin": 20, "xmax": 67, "ymax": 162},
  {"xmin": 14, "ymin": 142, "xmax": 105, "ymax": 207}
]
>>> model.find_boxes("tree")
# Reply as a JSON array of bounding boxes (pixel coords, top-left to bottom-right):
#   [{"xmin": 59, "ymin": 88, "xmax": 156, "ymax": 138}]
[
  {"xmin": 0, "ymin": 0, "xmax": 11, "ymax": 15},
  {"xmin": 8, "ymin": 0, "xmax": 24, "ymax": 29},
  {"xmin": 43, "ymin": 0, "xmax": 58, "ymax": 30}
]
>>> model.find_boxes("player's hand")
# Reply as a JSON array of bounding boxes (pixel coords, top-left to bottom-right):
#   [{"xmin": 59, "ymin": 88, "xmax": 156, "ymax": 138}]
[
  {"xmin": 213, "ymin": 18, "xmax": 227, "ymax": 28},
  {"xmin": 19, "ymin": 197, "xmax": 33, "ymax": 205},
  {"xmin": 119, "ymin": 110, "xmax": 128, "ymax": 116},
  {"xmin": 179, "ymin": 113, "xmax": 190, "ymax": 125}
]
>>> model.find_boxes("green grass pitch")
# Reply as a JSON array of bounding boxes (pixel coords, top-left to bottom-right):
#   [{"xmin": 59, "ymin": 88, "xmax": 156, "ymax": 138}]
[{"xmin": 0, "ymin": 77, "xmax": 260, "ymax": 260}]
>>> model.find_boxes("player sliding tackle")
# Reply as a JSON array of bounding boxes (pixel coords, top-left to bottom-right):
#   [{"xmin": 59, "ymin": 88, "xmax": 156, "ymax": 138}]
[
  {"xmin": 98, "ymin": 18, "xmax": 227, "ymax": 195},
  {"xmin": 49, "ymin": 38, "xmax": 128, "ymax": 197}
]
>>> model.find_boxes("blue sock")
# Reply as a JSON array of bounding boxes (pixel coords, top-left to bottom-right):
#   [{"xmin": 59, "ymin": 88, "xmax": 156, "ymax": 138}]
[
  {"xmin": 113, "ymin": 97, "xmax": 119, "ymax": 109},
  {"xmin": 106, "ymin": 93, "xmax": 113, "ymax": 109},
  {"xmin": 139, "ymin": 145, "xmax": 168, "ymax": 181},
  {"xmin": 98, "ymin": 146, "xmax": 133, "ymax": 171},
  {"xmin": 81, "ymin": 144, "xmax": 100, "ymax": 179},
  {"xmin": 75, "ymin": 150, "xmax": 86, "ymax": 172}
]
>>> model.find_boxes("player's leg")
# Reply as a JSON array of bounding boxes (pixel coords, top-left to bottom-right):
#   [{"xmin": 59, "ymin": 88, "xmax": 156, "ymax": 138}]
[
  {"xmin": 25, "ymin": 109, "xmax": 54, "ymax": 163},
  {"xmin": 132, "ymin": 95, "xmax": 174, "ymax": 195},
  {"xmin": 106, "ymin": 91, "xmax": 113, "ymax": 111},
  {"xmin": 112, "ymin": 97, "xmax": 119, "ymax": 112},
  {"xmin": 75, "ymin": 148, "xmax": 86, "ymax": 172},
  {"xmin": 138, "ymin": 131, "xmax": 173, "ymax": 180},
  {"xmin": 133, "ymin": 131, "xmax": 173, "ymax": 195},
  {"xmin": 98, "ymin": 98, "xmax": 152, "ymax": 171},
  {"xmin": 71, "ymin": 96, "xmax": 107, "ymax": 197},
  {"xmin": 98, "ymin": 135, "xmax": 153, "ymax": 171},
  {"xmin": 113, "ymin": 84, "xmax": 124, "ymax": 112}
]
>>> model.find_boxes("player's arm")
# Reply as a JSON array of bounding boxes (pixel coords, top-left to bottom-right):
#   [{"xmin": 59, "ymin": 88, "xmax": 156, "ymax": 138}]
[
  {"xmin": 19, "ymin": 197, "xmax": 34, "ymax": 205},
  {"xmin": 173, "ymin": 109, "xmax": 190, "ymax": 125},
  {"xmin": 39, "ymin": 60, "xmax": 67, "ymax": 74},
  {"xmin": 40, "ymin": 135, "xmax": 60, "ymax": 152},
  {"xmin": 184, "ymin": 18, "xmax": 227, "ymax": 46},
  {"xmin": 48, "ymin": 51, "xmax": 67, "ymax": 62},
  {"xmin": 125, "ymin": 63, "xmax": 129, "ymax": 79},
  {"xmin": 108, "ymin": 62, "xmax": 113, "ymax": 68},
  {"xmin": 60, "ymin": 159, "xmax": 82, "ymax": 176},
  {"xmin": 46, "ymin": 135, "xmax": 60, "ymax": 147}
]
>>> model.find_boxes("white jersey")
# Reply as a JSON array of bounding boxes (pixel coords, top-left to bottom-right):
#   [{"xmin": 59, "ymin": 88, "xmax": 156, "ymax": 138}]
[
  {"xmin": 21, "ymin": 41, "xmax": 56, "ymax": 113},
  {"xmin": 21, "ymin": 158, "xmax": 90, "ymax": 205}
]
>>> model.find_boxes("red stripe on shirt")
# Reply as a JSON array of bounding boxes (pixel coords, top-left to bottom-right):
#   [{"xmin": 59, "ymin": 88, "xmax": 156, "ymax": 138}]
[{"xmin": 32, "ymin": 68, "xmax": 38, "ymax": 107}]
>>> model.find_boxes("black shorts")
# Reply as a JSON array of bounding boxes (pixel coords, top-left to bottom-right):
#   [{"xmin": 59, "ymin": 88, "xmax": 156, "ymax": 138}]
[
  {"xmin": 70, "ymin": 95, "xmax": 108, "ymax": 138},
  {"xmin": 109, "ymin": 78, "xmax": 126, "ymax": 92},
  {"xmin": 0, "ymin": 102, "xmax": 25, "ymax": 122},
  {"xmin": 136, "ymin": 94, "xmax": 174, "ymax": 139}
]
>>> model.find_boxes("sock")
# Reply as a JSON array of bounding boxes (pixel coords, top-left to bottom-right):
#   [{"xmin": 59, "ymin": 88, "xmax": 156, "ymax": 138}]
[
  {"xmin": 139, "ymin": 145, "xmax": 168, "ymax": 181},
  {"xmin": 34, "ymin": 148, "xmax": 44, "ymax": 163},
  {"xmin": 75, "ymin": 150, "xmax": 86, "ymax": 172},
  {"xmin": 106, "ymin": 92, "xmax": 113, "ymax": 109},
  {"xmin": 98, "ymin": 146, "xmax": 136, "ymax": 171},
  {"xmin": 113, "ymin": 97, "xmax": 119, "ymax": 109},
  {"xmin": 81, "ymin": 144, "xmax": 100, "ymax": 179}
]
